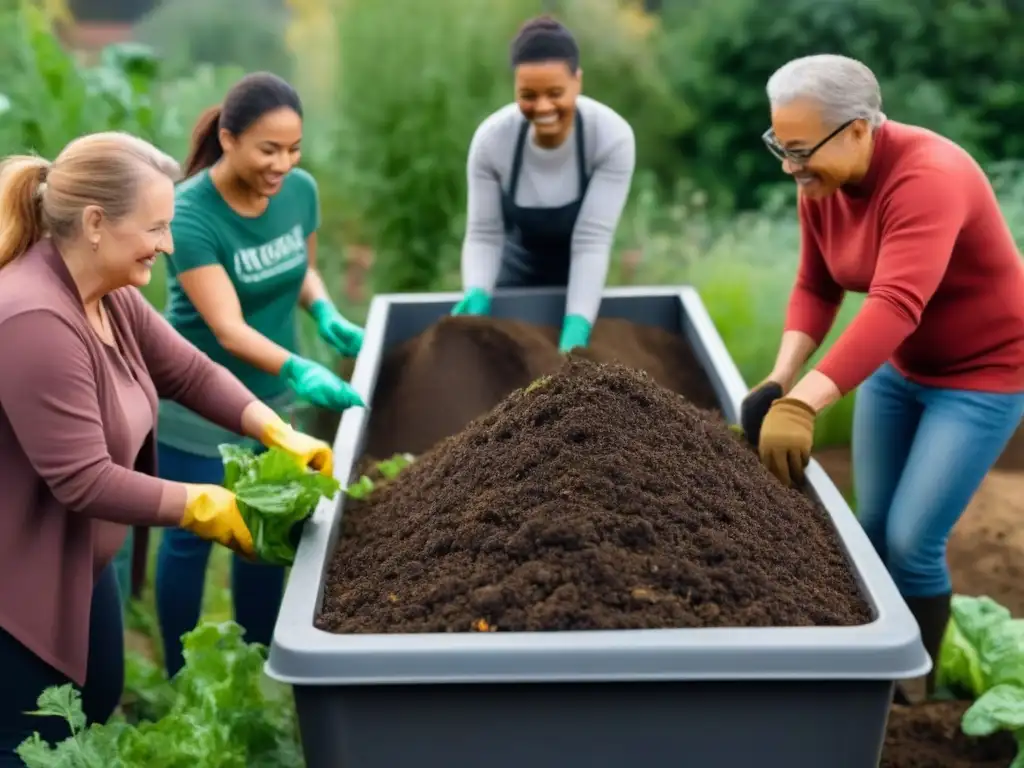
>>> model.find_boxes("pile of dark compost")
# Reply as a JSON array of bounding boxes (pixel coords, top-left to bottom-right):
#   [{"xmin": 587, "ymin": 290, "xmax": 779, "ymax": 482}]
[
  {"xmin": 360, "ymin": 315, "xmax": 721, "ymax": 459},
  {"xmin": 317, "ymin": 355, "xmax": 871, "ymax": 634}
]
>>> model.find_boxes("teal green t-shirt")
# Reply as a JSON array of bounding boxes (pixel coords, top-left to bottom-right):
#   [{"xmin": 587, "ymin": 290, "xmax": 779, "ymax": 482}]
[{"xmin": 157, "ymin": 166, "xmax": 321, "ymax": 458}]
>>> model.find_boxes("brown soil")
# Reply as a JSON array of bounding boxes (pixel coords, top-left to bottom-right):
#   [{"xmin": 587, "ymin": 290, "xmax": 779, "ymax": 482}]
[
  {"xmin": 994, "ymin": 423, "xmax": 1024, "ymax": 471},
  {"xmin": 881, "ymin": 701, "xmax": 1017, "ymax": 768},
  {"xmin": 361, "ymin": 315, "xmax": 721, "ymax": 460},
  {"xmin": 317, "ymin": 357, "xmax": 871, "ymax": 634}
]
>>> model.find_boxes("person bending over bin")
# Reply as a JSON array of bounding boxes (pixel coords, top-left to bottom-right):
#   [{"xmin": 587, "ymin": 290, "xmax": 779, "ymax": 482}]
[
  {"xmin": 154, "ymin": 72, "xmax": 365, "ymax": 679},
  {"xmin": 741, "ymin": 54, "xmax": 1024, "ymax": 705},
  {"xmin": 450, "ymin": 15, "xmax": 636, "ymax": 354},
  {"xmin": 0, "ymin": 131, "xmax": 337, "ymax": 759}
]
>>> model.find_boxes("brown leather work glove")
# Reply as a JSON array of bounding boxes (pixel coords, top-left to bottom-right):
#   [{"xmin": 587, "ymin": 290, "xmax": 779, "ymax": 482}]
[{"xmin": 758, "ymin": 397, "xmax": 816, "ymax": 488}]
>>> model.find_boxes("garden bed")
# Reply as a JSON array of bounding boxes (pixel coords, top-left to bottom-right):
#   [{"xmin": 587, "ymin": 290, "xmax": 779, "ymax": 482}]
[{"xmin": 274, "ymin": 293, "xmax": 927, "ymax": 768}]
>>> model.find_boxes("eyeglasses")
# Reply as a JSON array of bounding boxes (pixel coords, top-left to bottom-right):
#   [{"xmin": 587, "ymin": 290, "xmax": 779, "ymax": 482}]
[{"xmin": 762, "ymin": 119, "xmax": 856, "ymax": 164}]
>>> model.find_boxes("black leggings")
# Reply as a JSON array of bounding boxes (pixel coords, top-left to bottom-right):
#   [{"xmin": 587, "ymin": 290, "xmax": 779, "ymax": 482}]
[{"xmin": 0, "ymin": 565, "xmax": 124, "ymax": 764}]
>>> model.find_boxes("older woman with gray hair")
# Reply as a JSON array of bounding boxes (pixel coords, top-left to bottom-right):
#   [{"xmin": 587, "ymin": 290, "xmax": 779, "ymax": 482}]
[{"xmin": 739, "ymin": 53, "xmax": 1024, "ymax": 702}]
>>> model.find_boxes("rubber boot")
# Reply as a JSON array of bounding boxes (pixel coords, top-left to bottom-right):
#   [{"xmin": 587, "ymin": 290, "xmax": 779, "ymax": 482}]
[{"xmin": 892, "ymin": 592, "xmax": 952, "ymax": 704}]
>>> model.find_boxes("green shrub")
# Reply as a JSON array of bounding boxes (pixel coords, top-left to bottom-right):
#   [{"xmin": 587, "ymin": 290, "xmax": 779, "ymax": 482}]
[
  {"xmin": 658, "ymin": 0, "xmax": 1024, "ymax": 211},
  {"xmin": 0, "ymin": 6, "xmax": 165, "ymax": 156},
  {"xmin": 133, "ymin": 0, "xmax": 294, "ymax": 81}
]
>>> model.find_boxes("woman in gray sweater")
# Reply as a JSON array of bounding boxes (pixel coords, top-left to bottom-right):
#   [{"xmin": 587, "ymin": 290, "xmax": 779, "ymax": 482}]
[{"xmin": 451, "ymin": 16, "xmax": 636, "ymax": 354}]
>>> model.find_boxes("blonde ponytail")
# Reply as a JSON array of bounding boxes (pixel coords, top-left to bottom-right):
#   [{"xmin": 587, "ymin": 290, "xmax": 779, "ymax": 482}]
[
  {"xmin": 0, "ymin": 133, "xmax": 180, "ymax": 275},
  {"xmin": 0, "ymin": 155, "xmax": 50, "ymax": 270}
]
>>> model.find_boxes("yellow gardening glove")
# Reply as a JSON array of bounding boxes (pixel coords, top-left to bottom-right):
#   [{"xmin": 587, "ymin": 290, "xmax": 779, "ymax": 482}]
[
  {"xmin": 260, "ymin": 416, "xmax": 334, "ymax": 477},
  {"xmin": 181, "ymin": 484, "xmax": 254, "ymax": 558},
  {"xmin": 758, "ymin": 397, "xmax": 816, "ymax": 488}
]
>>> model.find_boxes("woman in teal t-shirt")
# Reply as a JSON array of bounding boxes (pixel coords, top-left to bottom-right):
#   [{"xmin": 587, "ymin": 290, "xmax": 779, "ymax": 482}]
[{"xmin": 154, "ymin": 72, "xmax": 364, "ymax": 677}]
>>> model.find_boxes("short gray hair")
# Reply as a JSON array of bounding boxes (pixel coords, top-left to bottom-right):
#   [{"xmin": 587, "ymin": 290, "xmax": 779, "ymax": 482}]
[{"xmin": 766, "ymin": 54, "xmax": 886, "ymax": 129}]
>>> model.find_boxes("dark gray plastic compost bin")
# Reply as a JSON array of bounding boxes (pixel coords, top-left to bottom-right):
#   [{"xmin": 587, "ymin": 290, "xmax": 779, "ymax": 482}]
[{"xmin": 266, "ymin": 286, "xmax": 930, "ymax": 768}]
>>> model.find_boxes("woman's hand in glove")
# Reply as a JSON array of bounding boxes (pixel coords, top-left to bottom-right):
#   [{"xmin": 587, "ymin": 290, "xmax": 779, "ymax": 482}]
[
  {"xmin": 180, "ymin": 485, "xmax": 254, "ymax": 558},
  {"xmin": 758, "ymin": 397, "xmax": 816, "ymax": 488}
]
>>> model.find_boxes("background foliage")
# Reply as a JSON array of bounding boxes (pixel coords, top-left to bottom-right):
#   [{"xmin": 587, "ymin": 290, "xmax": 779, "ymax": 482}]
[{"xmin": 5, "ymin": 0, "xmax": 1024, "ymax": 450}]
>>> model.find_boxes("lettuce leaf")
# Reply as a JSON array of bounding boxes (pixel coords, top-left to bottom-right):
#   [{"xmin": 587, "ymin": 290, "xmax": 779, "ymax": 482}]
[
  {"xmin": 961, "ymin": 684, "xmax": 1024, "ymax": 768},
  {"xmin": 980, "ymin": 618, "xmax": 1024, "ymax": 690},
  {"xmin": 219, "ymin": 444, "xmax": 341, "ymax": 567},
  {"xmin": 937, "ymin": 594, "xmax": 1012, "ymax": 697},
  {"xmin": 936, "ymin": 594, "xmax": 1024, "ymax": 766}
]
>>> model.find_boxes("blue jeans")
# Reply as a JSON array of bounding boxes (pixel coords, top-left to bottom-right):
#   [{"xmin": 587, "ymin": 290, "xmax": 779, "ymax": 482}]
[
  {"xmin": 852, "ymin": 363, "xmax": 1024, "ymax": 598},
  {"xmin": 154, "ymin": 442, "xmax": 286, "ymax": 678}
]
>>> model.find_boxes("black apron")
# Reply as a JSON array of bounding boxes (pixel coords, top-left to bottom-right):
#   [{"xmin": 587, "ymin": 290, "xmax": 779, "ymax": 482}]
[{"xmin": 494, "ymin": 111, "xmax": 590, "ymax": 288}]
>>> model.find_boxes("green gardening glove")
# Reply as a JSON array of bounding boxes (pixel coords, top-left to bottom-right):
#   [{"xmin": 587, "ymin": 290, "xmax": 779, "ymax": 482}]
[
  {"xmin": 310, "ymin": 298, "xmax": 364, "ymax": 357},
  {"xmin": 280, "ymin": 355, "xmax": 365, "ymax": 412},
  {"xmin": 450, "ymin": 287, "xmax": 492, "ymax": 316},
  {"xmin": 559, "ymin": 314, "xmax": 592, "ymax": 354}
]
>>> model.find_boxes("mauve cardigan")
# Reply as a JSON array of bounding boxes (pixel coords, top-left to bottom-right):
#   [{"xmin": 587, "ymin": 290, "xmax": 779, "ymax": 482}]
[{"xmin": 0, "ymin": 239, "xmax": 256, "ymax": 684}]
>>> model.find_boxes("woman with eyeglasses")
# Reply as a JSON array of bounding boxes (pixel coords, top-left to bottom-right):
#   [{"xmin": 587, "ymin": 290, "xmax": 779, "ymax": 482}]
[
  {"xmin": 448, "ymin": 15, "xmax": 636, "ymax": 354},
  {"xmin": 740, "ymin": 53, "xmax": 1024, "ymax": 704}
]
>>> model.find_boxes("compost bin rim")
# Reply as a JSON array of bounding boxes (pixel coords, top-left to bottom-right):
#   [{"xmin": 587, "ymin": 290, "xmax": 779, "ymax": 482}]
[{"xmin": 265, "ymin": 287, "xmax": 930, "ymax": 686}]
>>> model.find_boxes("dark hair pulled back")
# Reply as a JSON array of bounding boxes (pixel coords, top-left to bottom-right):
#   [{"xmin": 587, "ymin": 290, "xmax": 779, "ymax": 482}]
[
  {"xmin": 509, "ymin": 15, "xmax": 580, "ymax": 72},
  {"xmin": 183, "ymin": 71, "xmax": 303, "ymax": 179}
]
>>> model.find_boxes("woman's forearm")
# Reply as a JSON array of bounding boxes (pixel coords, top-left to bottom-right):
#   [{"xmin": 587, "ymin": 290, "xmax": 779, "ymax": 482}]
[
  {"xmin": 217, "ymin": 322, "xmax": 292, "ymax": 375},
  {"xmin": 788, "ymin": 369, "xmax": 843, "ymax": 412},
  {"xmin": 299, "ymin": 266, "xmax": 331, "ymax": 310},
  {"xmin": 769, "ymin": 330, "xmax": 819, "ymax": 391},
  {"xmin": 240, "ymin": 399, "xmax": 288, "ymax": 441}
]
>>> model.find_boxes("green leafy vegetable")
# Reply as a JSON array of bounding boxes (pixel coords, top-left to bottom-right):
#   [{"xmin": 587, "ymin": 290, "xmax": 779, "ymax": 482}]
[
  {"xmin": 17, "ymin": 621, "xmax": 305, "ymax": 767},
  {"xmin": 962, "ymin": 684, "xmax": 1024, "ymax": 768},
  {"xmin": 344, "ymin": 453, "xmax": 415, "ymax": 500},
  {"xmin": 345, "ymin": 474, "xmax": 375, "ymax": 499},
  {"xmin": 937, "ymin": 594, "xmax": 1024, "ymax": 765},
  {"xmin": 219, "ymin": 445, "xmax": 341, "ymax": 567},
  {"xmin": 375, "ymin": 452, "xmax": 414, "ymax": 480},
  {"xmin": 120, "ymin": 650, "xmax": 177, "ymax": 724}
]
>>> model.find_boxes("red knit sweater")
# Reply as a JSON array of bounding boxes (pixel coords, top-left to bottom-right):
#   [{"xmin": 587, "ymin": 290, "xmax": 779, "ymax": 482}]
[{"xmin": 785, "ymin": 120, "xmax": 1024, "ymax": 395}]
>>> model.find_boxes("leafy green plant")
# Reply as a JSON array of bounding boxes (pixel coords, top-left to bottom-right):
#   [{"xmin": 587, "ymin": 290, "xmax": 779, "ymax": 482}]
[
  {"xmin": 0, "ymin": 4, "xmax": 168, "ymax": 156},
  {"xmin": 219, "ymin": 445, "xmax": 341, "ymax": 566},
  {"xmin": 16, "ymin": 621, "xmax": 304, "ymax": 767},
  {"xmin": 120, "ymin": 651, "xmax": 178, "ymax": 725},
  {"xmin": 344, "ymin": 474, "xmax": 376, "ymax": 501},
  {"xmin": 344, "ymin": 453, "xmax": 415, "ymax": 501},
  {"xmin": 937, "ymin": 594, "xmax": 1024, "ymax": 766},
  {"xmin": 376, "ymin": 453, "xmax": 415, "ymax": 481}
]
